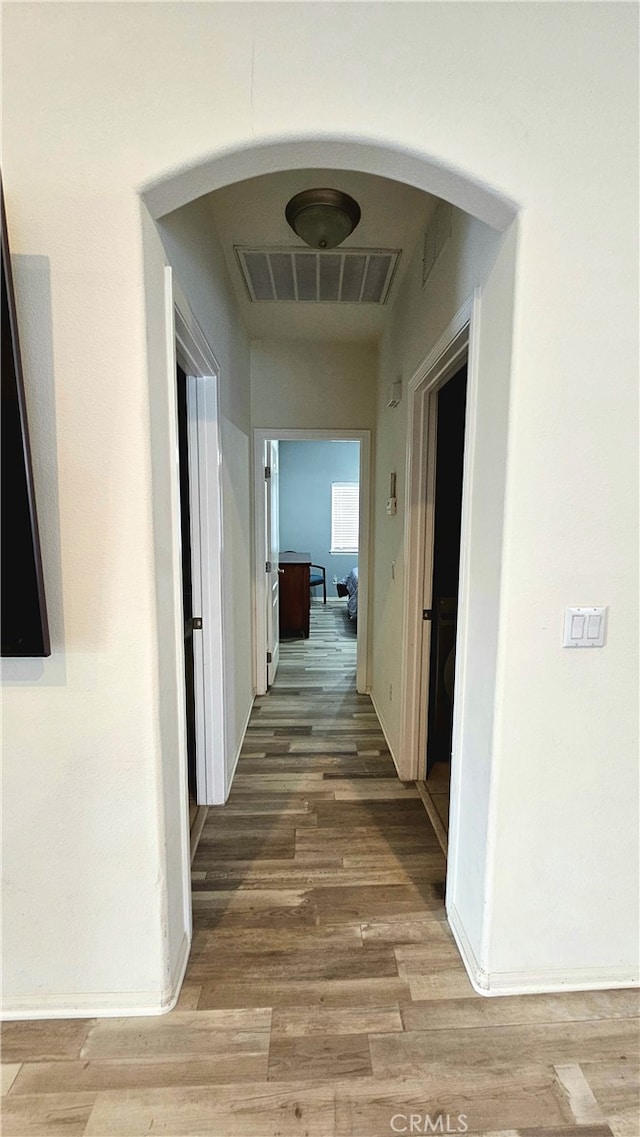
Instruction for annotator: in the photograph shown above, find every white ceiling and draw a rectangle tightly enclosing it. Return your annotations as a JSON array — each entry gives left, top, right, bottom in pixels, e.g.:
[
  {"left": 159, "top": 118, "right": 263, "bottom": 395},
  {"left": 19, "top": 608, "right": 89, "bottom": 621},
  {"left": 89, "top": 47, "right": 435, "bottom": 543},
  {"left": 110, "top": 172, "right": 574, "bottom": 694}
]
[{"left": 206, "top": 169, "right": 436, "bottom": 342}]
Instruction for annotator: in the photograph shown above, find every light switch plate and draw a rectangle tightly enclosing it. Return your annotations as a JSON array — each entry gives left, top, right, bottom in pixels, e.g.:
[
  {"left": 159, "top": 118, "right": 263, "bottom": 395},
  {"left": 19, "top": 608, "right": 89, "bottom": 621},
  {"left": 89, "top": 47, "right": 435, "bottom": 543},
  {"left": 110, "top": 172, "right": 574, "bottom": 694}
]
[{"left": 563, "top": 606, "right": 607, "bottom": 647}]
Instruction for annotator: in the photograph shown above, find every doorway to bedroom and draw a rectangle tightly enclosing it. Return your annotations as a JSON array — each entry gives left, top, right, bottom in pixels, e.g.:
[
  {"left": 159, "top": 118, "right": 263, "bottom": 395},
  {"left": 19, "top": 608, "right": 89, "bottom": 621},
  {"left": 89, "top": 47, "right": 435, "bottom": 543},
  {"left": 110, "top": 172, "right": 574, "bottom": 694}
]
[
  {"left": 280, "top": 436, "right": 360, "bottom": 629},
  {"left": 253, "top": 428, "right": 371, "bottom": 698}
]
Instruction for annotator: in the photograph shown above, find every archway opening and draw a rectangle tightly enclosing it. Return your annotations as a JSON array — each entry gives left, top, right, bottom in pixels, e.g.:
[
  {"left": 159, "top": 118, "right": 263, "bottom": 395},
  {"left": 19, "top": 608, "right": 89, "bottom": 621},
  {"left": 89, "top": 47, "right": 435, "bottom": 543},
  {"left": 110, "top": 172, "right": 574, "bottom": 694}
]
[{"left": 142, "top": 135, "right": 519, "bottom": 999}]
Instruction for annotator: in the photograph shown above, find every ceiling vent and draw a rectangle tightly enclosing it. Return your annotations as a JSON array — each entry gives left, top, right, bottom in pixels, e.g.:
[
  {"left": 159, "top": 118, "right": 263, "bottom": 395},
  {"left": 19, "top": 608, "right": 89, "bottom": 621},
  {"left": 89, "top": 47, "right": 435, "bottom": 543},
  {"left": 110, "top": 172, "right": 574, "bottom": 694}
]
[{"left": 235, "top": 247, "right": 401, "bottom": 304}]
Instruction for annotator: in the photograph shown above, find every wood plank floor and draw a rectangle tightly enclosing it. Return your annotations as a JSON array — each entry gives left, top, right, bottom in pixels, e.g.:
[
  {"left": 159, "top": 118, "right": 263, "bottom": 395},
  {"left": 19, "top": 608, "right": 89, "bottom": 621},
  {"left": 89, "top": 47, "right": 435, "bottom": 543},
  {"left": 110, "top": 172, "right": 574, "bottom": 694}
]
[{"left": 2, "top": 601, "right": 639, "bottom": 1135}]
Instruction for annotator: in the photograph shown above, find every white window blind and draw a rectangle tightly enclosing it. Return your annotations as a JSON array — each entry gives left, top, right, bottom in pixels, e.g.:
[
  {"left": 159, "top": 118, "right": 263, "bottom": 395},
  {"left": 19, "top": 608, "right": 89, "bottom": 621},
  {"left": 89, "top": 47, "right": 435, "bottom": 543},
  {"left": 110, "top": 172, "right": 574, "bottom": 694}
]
[{"left": 331, "top": 482, "right": 359, "bottom": 553}]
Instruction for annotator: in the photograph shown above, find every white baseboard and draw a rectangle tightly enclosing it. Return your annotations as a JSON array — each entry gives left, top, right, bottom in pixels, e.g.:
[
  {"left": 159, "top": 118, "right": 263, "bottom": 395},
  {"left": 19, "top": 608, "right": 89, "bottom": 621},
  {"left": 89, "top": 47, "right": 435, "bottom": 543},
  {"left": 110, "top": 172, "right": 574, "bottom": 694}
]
[
  {"left": 369, "top": 690, "right": 401, "bottom": 776},
  {"left": 447, "top": 900, "right": 490, "bottom": 993},
  {"left": 1, "top": 933, "right": 193, "bottom": 1022},
  {"left": 447, "top": 901, "right": 639, "bottom": 997},
  {"left": 161, "top": 929, "right": 192, "bottom": 1013},
  {"left": 225, "top": 695, "right": 254, "bottom": 798},
  {"left": 1, "top": 996, "right": 167, "bottom": 1021},
  {"left": 479, "top": 966, "right": 640, "bottom": 996}
]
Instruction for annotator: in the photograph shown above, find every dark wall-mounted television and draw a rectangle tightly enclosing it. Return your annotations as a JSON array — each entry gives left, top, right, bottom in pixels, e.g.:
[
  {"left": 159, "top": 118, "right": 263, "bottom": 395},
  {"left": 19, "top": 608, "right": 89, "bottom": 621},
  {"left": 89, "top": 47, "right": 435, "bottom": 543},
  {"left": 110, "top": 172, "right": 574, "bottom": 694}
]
[{"left": 1, "top": 176, "right": 51, "bottom": 657}]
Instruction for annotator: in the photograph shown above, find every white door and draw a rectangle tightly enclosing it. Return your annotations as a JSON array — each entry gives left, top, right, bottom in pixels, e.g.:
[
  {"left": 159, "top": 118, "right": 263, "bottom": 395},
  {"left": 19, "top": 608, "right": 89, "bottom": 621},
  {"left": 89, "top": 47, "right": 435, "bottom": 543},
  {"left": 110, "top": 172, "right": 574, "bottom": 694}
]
[
  {"left": 265, "top": 440, "right": 280, "bottom": 687},
  {"left": 185, "top": 371, "right": 227, "bottom": 804}
]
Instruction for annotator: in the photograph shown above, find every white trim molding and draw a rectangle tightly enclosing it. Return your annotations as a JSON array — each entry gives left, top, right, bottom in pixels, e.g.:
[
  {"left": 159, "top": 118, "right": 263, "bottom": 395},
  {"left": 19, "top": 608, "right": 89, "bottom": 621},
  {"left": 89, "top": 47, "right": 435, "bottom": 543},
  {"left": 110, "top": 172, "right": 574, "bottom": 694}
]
[
  {"left": 226, "top": 695, "right": 255, "bottom": 798},
  {"left": 447, "top": 900, "right": 488, "bottom": 993},
  {"left": 445, "top": 292, "right": 483, "bottom": 924},
  {"left": 370, "top": 689, "right": 401, "bottom": 776},
  {"left": 162, "top": 269, "right": 193, "bottom": 969},
  {"left": 252, "top": 428, "right": 371, "bottom": 696},
  {"left": 398, "top": 295, "right": 476, "bottom": 782}
]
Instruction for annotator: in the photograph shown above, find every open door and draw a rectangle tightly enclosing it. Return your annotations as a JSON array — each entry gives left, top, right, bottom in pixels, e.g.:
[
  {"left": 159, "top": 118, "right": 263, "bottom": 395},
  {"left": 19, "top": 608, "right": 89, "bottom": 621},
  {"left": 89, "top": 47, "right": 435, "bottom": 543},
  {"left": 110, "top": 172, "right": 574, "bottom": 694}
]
[
  {"left": 265, "top": 440, "right": 280, "bottom": 687},
  {"left": 171, "top": 267, "right": 227, "bottom": 806}
]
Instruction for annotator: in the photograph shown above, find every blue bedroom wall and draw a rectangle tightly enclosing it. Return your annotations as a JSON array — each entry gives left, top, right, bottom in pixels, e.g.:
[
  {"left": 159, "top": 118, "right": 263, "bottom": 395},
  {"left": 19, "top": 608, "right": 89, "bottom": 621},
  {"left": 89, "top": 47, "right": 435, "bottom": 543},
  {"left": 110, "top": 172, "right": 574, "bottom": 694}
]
[{"left": 279, "top": 441, "right": 360, "bottom": 596}]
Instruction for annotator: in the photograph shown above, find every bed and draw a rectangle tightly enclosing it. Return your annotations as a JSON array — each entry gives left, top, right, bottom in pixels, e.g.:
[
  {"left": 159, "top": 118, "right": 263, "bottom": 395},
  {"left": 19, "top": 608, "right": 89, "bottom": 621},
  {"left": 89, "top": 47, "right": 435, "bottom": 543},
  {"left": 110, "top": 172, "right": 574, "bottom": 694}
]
[{"left": 337, "top": 566, "right": 358, "bottom": 621}]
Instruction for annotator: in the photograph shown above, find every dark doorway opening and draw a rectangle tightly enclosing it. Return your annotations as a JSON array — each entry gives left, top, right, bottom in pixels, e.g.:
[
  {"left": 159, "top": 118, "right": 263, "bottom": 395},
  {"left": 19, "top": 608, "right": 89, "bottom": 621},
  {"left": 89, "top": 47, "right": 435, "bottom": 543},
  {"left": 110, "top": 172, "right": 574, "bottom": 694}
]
[{"left": 426, "top": 363, "right": 468, "bottom": 778}]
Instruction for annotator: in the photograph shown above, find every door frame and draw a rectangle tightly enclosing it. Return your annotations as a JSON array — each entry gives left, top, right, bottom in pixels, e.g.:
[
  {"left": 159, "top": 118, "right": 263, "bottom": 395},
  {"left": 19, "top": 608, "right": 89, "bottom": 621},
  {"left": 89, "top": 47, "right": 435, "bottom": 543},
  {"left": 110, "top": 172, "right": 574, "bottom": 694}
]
[
  {"left": 253, "top": 427, "right": 371, "bottom": 695},
  {"left": 168, "top": 269, "right": 227, "bottom": 805},
  {"left": 399, "top": 293, "right": 480, "bottom": 784},
  {"left": 265, "top": 439, "right": 281, "bottom": 688}
]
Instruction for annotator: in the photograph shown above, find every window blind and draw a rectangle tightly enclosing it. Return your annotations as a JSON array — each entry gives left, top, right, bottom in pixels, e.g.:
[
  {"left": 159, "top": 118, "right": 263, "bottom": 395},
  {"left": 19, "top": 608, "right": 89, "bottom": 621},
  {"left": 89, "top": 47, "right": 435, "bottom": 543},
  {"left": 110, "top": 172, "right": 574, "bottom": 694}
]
[{"left": 331, "top": 483, "right": 359, "bottom": 553}]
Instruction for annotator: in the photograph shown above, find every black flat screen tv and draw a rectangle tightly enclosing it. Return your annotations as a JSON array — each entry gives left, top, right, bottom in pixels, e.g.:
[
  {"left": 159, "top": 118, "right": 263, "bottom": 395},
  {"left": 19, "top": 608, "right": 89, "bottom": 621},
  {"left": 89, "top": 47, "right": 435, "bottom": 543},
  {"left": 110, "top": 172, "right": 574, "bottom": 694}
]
[{"left": 1, "top": 176, "right": 51, "bottom": 656}]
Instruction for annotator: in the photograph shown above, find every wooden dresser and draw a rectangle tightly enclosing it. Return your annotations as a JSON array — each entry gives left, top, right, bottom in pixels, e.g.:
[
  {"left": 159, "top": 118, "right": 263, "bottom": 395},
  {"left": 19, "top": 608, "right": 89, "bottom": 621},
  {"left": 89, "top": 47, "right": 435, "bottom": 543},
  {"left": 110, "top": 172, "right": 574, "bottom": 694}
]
[{"left": 278, "top": 552, "right": 311, "bottom": 638}]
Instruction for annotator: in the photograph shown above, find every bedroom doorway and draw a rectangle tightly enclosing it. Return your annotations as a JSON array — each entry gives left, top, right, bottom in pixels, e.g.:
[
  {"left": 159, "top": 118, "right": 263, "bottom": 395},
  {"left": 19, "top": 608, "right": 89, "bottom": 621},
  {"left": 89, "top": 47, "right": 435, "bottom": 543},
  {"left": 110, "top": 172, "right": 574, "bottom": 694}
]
[
  {"left": 399, "top": 301, "right": 473, "bottom": 777},
  {"left": 253, "top": 428, "right": 371, "bottom": 696},
  {"left": 399, "top": 299, "right": 475, "bottom": 855},
  {"left": 418, "top": 360, "right": 468, "bottom": 853},
  {"left": 279, "top": 438, "right": 361, "bottom": 640}
]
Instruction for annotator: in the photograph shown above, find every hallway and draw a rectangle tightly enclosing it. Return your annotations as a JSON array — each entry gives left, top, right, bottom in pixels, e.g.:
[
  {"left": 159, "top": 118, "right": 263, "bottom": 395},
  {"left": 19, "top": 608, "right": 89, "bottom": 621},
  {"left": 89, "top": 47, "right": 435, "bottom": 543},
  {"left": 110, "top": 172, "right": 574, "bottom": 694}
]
[
  {"left": 187, "top": 598, "right": 452, "bottom": 1018},
  {"left": 1, "top": 602, "right": 638, "bottom": 1134}
]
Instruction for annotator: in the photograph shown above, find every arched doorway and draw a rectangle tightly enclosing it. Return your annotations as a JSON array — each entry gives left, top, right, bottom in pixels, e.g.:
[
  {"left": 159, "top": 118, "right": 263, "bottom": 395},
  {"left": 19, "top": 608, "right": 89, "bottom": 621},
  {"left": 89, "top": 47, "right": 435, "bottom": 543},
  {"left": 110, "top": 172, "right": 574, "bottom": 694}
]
[{"left": 142, "top": 135, "right": 519, "bottom": 1001}]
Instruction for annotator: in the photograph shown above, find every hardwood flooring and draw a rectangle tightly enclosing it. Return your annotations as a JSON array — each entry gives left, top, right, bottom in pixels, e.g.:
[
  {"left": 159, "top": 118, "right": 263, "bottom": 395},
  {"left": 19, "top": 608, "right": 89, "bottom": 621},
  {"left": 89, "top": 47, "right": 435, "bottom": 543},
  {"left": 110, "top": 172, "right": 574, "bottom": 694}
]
[{"left": 2, "top": 601, "right": 638, "bottom": 1134}]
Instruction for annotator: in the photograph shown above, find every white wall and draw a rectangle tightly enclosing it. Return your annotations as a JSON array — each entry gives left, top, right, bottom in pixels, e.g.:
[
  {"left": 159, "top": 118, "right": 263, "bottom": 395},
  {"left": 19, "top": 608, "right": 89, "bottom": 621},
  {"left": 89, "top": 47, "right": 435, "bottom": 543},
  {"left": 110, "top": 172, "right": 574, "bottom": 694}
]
[
  {"left": 1, "top": 1, "right": 637, "bottom": 1013},
  {"left": 251, "top": 341, "right": 378, "bottom": 431},
  {"left": 1, "top": 189, "right": 170, "bottom": 1015}
]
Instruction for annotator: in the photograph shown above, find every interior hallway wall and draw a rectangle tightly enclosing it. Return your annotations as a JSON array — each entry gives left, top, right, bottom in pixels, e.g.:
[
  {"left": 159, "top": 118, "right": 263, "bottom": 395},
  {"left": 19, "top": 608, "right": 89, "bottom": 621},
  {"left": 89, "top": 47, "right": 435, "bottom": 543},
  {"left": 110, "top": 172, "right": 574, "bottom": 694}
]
[
  {"left": 251, "top": 340, "right": 378, "bottom": 432},
  {"left": 0, "top": 189, "right": 170, "bottom": 1015}
]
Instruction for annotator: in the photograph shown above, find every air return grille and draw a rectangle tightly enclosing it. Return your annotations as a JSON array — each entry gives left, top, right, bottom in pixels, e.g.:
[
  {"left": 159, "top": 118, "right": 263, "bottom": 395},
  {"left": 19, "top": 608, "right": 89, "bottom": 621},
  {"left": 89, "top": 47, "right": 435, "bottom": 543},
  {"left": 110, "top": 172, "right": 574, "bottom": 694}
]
[{"left": 235, "top": 247, "right": 401, "bottom": 304}]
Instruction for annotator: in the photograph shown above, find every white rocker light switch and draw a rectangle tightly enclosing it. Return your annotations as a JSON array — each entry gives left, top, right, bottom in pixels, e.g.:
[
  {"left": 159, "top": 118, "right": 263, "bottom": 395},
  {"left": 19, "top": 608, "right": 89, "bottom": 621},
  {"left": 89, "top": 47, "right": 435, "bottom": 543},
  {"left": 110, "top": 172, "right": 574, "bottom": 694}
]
[{"left": 563, "top": 606, "right": 607, "bottom": 647}]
